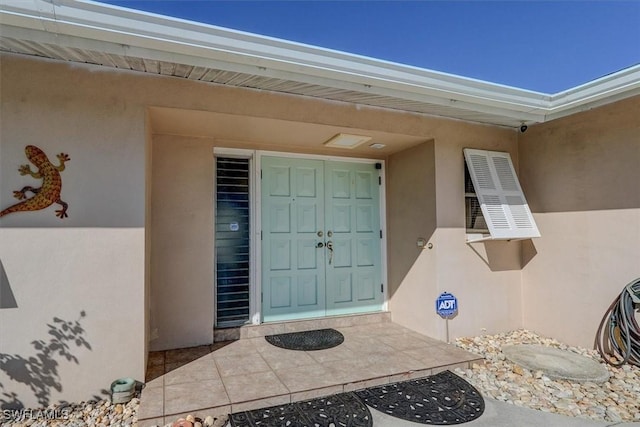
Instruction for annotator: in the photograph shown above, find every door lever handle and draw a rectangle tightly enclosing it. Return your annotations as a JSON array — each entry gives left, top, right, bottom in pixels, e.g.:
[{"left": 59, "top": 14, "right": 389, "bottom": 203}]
[{"left": 326, "top": 241, "right": 334, "bottom": 264}]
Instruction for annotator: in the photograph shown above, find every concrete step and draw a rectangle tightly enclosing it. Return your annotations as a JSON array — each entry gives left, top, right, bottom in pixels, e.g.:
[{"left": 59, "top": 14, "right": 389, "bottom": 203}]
[{"left": 214, "top": 311, "right": 391, "bottom": 342}]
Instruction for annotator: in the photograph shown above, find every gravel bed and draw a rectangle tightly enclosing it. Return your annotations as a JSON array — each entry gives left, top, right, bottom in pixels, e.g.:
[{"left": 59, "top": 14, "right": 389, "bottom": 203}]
[
  {"left": 1, "top": 398, "right": 140, "bottom": 427},
  {"left": 454, "top": 329, "right": 640, "bottom": 423}
]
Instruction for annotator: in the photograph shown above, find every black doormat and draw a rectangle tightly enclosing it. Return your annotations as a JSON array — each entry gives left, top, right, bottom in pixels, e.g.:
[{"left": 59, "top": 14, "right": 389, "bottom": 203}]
[
  {"left": 355, "top": 370, "right": 485, "bottom": 425},
  {"left": 265, "top": 328, "right": 344, "bottom": 351},
  {"left": 229, "top": 392, "right": 372, "bottom": 427}
]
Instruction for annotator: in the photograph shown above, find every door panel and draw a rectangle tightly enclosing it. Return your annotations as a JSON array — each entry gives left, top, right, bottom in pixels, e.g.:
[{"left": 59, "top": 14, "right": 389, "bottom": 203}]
[
  {"left": 262, "top": 157, "right": 382, "bottom": 322},
  {"left": 325, "top": 161, "right": 383, "bottom": 316},
  {"left": 262, "top": 157, "right": 325, "bottom": 321}
]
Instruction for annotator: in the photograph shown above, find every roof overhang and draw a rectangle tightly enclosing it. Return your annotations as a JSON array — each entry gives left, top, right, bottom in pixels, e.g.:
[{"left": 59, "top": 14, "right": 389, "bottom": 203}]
[{"left": 1, "top": 0, "right": 639, "bottom": 128}]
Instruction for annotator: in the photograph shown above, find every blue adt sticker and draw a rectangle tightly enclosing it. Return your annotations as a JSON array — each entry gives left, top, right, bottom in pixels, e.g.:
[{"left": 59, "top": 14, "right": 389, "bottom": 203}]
[{"left": 436, "top": 292, "right": 458, "bottom": 318}]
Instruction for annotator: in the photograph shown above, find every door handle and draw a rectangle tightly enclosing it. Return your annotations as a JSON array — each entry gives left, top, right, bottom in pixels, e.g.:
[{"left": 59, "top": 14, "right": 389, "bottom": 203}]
[
  {"left": 316, "top": 242, "right": 324, "bottom": 248},
  {"left": 326, "top": 241, "right": 334, "bottom": 264}
]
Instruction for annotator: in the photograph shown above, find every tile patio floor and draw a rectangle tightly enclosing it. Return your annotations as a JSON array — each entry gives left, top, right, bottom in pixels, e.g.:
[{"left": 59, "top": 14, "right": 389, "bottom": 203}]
[{"left": 137, "top": 321, "right": 483, "bottom": 426}]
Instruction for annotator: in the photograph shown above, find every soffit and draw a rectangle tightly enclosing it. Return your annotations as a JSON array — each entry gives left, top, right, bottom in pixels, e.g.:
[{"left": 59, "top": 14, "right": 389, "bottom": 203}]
[
  {"left": 1, "top": 0, "right": 639, "bottom": 129},
  {"left": 0, "top": 35, "right": 531, "bottom": 128}
]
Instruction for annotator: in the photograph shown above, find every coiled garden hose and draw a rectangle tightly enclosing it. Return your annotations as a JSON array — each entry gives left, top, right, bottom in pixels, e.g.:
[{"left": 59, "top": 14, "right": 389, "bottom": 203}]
[{"left": 595, "top": 278, "right": 640, "bottom": 367}]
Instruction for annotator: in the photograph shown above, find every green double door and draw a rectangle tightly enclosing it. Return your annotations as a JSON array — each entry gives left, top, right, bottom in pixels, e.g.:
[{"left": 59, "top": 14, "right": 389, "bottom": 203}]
[{"left": 261, "top": 156, "right": 383, "bottom": 322}]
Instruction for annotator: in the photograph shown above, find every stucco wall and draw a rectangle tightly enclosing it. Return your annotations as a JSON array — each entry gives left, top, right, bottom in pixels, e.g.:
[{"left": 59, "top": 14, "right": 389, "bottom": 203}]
[
  {"left": 386, "top": 123, "right": 526, "bottom": 341},
  {"left": 150, "top": 135, "right": 216, "bottom": 351},
  {"left": 432, "top": 127, "right": 525, "bottom": 340},
  {"left": 519, "top": 95, "right": 640, "bottom": 348},
  {"left": 387, "top": 141, "right": 438, "bottom": 336},
  {"left": 0, "top": 55, "right": 146, "bottom": 407}
]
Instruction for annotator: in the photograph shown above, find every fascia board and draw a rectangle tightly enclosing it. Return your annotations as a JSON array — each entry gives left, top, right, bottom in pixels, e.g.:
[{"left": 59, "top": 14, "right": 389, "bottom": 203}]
[
  {"left": 544, "top": 65, "right": 640, "bottom": 121},
  {"left": 0, "top": 0, "right": 550, "bottom": 119}
]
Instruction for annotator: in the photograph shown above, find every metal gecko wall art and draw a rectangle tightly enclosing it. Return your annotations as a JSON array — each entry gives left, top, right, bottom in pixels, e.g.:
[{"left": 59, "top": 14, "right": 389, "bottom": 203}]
[{"left": 0, "top": 145, "right": 70, "bottom": 219}]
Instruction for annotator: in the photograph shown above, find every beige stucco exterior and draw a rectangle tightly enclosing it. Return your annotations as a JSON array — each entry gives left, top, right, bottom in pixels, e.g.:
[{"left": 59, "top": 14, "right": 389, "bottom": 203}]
[
  {"left": 519, "top": 95, "right": 640, "bottom": 347},
  {"left": 1, "top": 52, "right": 638, "bottom": 407}
]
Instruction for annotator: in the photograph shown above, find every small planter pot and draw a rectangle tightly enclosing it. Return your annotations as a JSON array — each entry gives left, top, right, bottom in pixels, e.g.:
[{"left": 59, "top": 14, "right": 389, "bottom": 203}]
[{"left": 110, "top": 377, "right": 135, "bottom": 404}]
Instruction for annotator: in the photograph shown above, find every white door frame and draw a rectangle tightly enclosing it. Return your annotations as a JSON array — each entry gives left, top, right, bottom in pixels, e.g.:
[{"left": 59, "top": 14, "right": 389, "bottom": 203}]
[{"left": 213, "top": 148, "right": 388, "bottom": 326}]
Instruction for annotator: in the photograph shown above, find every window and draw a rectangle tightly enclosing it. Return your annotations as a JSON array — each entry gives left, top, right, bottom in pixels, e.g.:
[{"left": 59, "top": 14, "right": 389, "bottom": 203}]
[
  {"left": 464, "top": 148, "right": 540, "bottom": 240},
  {"left": 215, "top": 157, "right": 251, "bottom": 327},
  {"left": 465, "top": 162, "right": 489, "bottom": 233}
]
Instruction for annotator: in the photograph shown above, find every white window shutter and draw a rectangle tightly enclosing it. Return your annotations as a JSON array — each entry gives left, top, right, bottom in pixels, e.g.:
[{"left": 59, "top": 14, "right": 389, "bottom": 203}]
[{"left": 464, "top": 148, "right": 540, "bottom": 239}]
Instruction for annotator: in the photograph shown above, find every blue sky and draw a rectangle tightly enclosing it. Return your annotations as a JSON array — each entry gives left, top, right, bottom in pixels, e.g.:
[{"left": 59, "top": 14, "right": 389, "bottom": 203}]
[{"left": 99, "top": 1, "right": 640, "bottom": 93}]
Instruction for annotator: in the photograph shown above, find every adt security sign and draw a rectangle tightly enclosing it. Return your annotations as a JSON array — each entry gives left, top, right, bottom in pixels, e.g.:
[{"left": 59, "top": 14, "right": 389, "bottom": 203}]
[{"left": 436, "top": 292, "right": 458, "bottom": 318}]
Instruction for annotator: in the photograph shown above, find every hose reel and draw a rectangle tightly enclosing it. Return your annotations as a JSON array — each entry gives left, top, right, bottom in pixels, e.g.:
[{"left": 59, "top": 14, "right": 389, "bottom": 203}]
[{"left": 595, "top": 278, "right": 640, "bottom": 367}]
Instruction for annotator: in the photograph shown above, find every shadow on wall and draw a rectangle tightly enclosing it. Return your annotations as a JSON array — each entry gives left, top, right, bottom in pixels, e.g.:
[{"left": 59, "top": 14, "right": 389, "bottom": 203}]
[
  {"left": 466, "top": 239, "right": 538, "bottom": 272},
  {"left": 386, "top": 140, "right": 437, "bottom": 299},
  {"left": 0, "top": 311, "right": 92, "bottom": 410},
  {"left": 0, "top": 260, "right": 17, "bottom": 309}
]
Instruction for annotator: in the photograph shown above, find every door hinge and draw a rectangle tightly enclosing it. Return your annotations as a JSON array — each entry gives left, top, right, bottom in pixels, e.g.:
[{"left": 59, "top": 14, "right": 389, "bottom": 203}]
[
  {"left": 261, "top": 170, "right": 263, "bottom": 179},
  {"left": 378, "top": 176, "right": 382, "bottom": 185},
  {"left": 261, "top": 292, "right": 263, "bottom": 302},
  {"left": 380, "top": 230, "right": 383, "bottom": 239},
  {"left": 381, "top": 283, "right": 384, "bottom": 293},
  {"left": 261, "top": 230, "right": 263, "bottom": 240}
]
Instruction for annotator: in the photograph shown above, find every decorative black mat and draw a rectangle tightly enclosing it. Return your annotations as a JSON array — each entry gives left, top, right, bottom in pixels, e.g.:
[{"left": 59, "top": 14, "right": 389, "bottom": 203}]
[
  {"left": 229, "top": 392, "right": 372, "bottom": 427},
  {"left": 355, "top": 370, "right": 484, "bottom": 425},
  {"left": 265, "top": 328, "right": 344, "bottom": 351}
]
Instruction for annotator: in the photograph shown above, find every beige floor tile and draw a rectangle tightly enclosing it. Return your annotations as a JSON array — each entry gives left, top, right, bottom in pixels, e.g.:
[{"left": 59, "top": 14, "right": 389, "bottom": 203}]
[
  {"left": 145, "top": 365, "right": 165, "bottom": 383},
  {"left": 210, "top": 341, "right": 235, "bottom": 352},
  {"left": 377, "top": 334, "right": 433, "bottom": 351},
  {"left": 432, "top": 362, "right": 471, "bottom": 374},
  {"left": 231, "top": 394, "right": 291, "bottom": 413},
  {"left": 244, "top": 323, "right": 286, "bottom": 338},
  {"left": 343, "top": 376, "right": 389, "bottom": 392},
  {"left": 211, "top": 339, "right": 259, "bottom": 357},
  {"left": 404, "top": 354, "right": 443, "bottom": 369},
  {"left": 361, "top": 352, "right": 425, "bottom": 376},
  {"left": 341, "top": 336, "right": 396, "bottom": 354},
  {"left": 306, "top": 345, "right": 358, "bottom": 363},
  {"left": 144, "top": 374, "right": 164, "bottom": 389},
  {"left": 164, "top": 355, "right": 221, "bottom": 386},
  {"left": 148, "top": 351, "right": 166, "bottom": 367},
  {"left": 150, "top": 320, "right": 473, "bottom": 421},
  {"left": 439, "top": 344, "right": 482, "bottom": 361},
  {"left": 388, "top": 368, "right": 433, "bottom": 383},
  {"left": 259, "top": 347, "right": 318, "bottom": 370},
  {"left": 252, "top": 336, "right": 278, "bottom": 353},
  {"left": 137, "top": 386, "right": 164, "bottom": 420},
  {"left": 164, "top": 379, "right": 230, "bottom": 416},
  {"left": 332, "top": 316, "right": 359, "bottom": 328},
  {"left": 222, "top": 371, "right": 289, "bottom": 403},
  {"left": 402, "top": 346, "right": 458, "bottom": 364},
  {"left": 283, "top": 318, "right": 333, "bottom": 333},
  {"left": 165, "top": 345, "right": 212, "bottom": 365},
  {"left": 337, "top": 325, "right": 379, "bottom": 338},
  {"left": 290, "top": 384, "right": 344, "bottom": 403},
  {"left": 274, "top": 363, "right": 341, "bottom": 393},
  {"left": 215, "top": 352, "right": 271, "bottom": 377},
  {"left": 323, "top": 358, "right": 380, "bottom": 384}
]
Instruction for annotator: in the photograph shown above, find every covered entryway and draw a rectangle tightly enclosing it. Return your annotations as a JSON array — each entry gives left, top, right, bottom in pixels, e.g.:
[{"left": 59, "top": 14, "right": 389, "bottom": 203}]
[{"left": 261, "top": 156, "right": 384, "bottom": 322}]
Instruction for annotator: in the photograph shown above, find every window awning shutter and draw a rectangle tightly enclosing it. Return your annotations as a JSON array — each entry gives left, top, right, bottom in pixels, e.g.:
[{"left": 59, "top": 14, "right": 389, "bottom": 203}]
[{"left": 463, "top": 148, "right": 540, "bottom": 240}]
